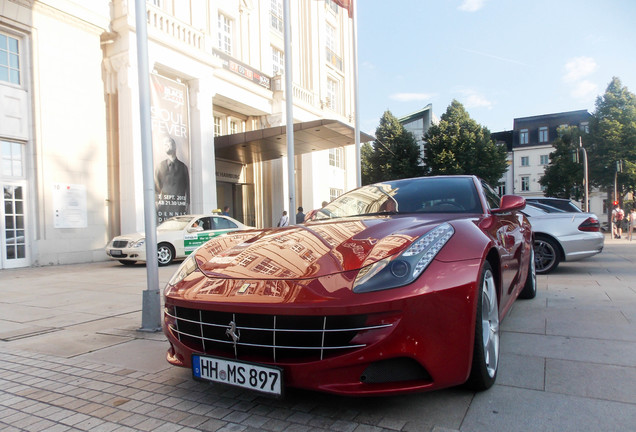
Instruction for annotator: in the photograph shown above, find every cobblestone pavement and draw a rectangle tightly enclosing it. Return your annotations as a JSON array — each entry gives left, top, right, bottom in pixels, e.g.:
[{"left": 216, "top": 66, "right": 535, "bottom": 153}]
[{"left": 1, "top": 234, "right": 635, "bottom": 431}]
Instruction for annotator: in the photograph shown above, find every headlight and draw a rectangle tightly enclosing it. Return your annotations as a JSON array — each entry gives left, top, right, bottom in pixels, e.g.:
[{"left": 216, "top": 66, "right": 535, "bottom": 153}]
[
  {"left": 167, "top": 254, "right": 199, "bottom": 288},
  {"left": 353, "top": 222, "right": 454, "bottom": 293},
  {"left": 131, "top": 239, "right": 145, "bottom": 248}
]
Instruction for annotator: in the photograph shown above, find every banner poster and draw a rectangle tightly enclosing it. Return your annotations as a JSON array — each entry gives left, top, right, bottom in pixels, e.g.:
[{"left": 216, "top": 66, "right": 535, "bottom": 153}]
[{"left": 150, "top": 74, "right": 191, "bottom": 223}]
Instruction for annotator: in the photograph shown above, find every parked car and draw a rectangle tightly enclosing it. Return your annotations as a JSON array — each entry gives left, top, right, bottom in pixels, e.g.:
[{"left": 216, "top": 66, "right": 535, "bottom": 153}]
[
  {"left": 162, "top": 176, "right": 535, "bottom": 397},
  {"left": 525, "top": 197, "right": 582, "bottom": 213},
  {"left": 522, "top": 204, "right": 604, "bottom": 274},
  {"left": 106, "top": 213, "right": 250, "bottom": 266}
]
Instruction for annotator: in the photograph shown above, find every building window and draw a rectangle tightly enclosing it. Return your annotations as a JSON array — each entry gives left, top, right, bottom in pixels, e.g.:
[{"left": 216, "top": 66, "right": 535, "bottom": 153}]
[
  {"left": 580, "top": 122, "right": 589, "bottom": 133},
  {"left": 521, "top": 156, "right": 529, "bottom": 167},
  {"left": 229, "top": 120, "right": 238, "bottom": 134},
  {"left": 0, "top": 33, "right": 20, "bottom": 85},
  {"left": 520, "top": 129, "right": 529, "bottom": 145},
  {"left": 218, "top": 14, "right": 233, "bottom": 55},
  {"left": 329, "top": 148, "right": 343, "bottom": 168},
  {"left": 540, "top": 154, "right": 549, "bottom": 165},
  {"left": 326, "top": 77, "right": 339, "bottom": 111},
  {"left": 1, "top": 140, "right": 24, "bottom": 177},
  {"left": 272, "top": 46, "right": 284, "bottom": 74},
  {"left": 521, "top": 176, "right": 530, "bottom": 192},
  {"left": 270, "top": 0, "right": 283, "bottom": 33},
  {"left": 214, "top": 116, "right": 222, "bottom": 137},
  {"left": 497, "top": 184, "right": 506, "bottom": 197},
  {"left": 330, "top": 188, "right": 343, "bottom": 201},
  {"left": 539, "top": 127, "right": 548, "bottom": 143},
  {"left": 148, "top": 0, "right": 162, "bottom": 7}
]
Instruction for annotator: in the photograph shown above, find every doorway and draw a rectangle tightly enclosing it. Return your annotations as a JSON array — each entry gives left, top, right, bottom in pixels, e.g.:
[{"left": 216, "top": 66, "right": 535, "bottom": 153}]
[
  {"left": 216, "top": 181, "right": 255, "bottom": 227},
  {"left": 1, "top": 183, "right": 28, "bottom": 268}
]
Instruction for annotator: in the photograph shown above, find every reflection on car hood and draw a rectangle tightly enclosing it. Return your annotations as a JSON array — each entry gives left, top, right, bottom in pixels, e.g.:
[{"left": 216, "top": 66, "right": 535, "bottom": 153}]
[
  {"left": 193, "top": 215, "right": 452, "bottom": 280},
  {"left": 112, "top": 232, "right": 145, "bottom": 242}
]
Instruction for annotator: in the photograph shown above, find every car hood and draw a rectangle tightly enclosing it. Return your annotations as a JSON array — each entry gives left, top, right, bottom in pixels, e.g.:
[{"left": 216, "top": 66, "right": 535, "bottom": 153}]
[
  {"left": 192, "top": 215, "right": 458, "bottom": 280},
  {"left": 112, "top": 232, "right": 145, "bottom": 242}
]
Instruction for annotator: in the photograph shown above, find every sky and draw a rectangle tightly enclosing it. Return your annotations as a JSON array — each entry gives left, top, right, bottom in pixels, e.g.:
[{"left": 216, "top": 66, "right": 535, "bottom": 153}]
[{"left": 356, "top": 0, "right": 636, "bottom": 135}]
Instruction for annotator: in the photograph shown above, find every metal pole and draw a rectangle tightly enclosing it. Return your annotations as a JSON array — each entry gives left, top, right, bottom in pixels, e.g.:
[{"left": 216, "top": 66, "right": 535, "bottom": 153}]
[
  {"left": 135, "top": 0, "right": 161, "bottom": 332},
  {"left": 352, "top": 0, "right": 361, "bottom": 188},
  {"left": 579, "top": 137, "right": 588, "bottom": 212},
  {"left": 283, "top": 0, "right": 296, "bottom": 223}
]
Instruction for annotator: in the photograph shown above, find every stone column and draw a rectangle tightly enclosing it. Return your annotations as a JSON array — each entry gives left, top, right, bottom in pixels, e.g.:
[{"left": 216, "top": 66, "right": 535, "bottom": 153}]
[{"left": 188, "top": 78, "right": 217, "bottom": 214}]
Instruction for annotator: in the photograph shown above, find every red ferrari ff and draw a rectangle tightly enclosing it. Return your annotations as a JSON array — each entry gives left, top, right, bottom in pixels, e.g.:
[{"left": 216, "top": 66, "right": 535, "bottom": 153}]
[{"left": 163, "top": 176, "right": 535, "bottom": 397}]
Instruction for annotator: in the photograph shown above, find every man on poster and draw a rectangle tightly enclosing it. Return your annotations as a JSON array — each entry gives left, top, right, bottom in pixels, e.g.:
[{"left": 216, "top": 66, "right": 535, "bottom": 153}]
[{"left": 155, "top": 135, "right": 190, "bottom": 221}]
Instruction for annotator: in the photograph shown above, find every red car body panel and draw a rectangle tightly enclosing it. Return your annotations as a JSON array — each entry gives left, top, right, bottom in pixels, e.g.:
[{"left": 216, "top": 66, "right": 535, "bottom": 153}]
[{"left": 163, "top": 176, "right": 533, "bottom": 396}]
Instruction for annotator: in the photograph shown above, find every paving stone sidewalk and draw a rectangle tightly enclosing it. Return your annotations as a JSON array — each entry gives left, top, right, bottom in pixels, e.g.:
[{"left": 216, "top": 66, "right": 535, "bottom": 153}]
[{"left": 1, "top": 234, "right": 635, "bottom": 431}]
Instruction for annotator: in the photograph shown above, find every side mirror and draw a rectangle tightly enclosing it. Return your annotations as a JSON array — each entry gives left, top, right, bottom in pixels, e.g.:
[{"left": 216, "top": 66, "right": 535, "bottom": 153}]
[{"left": 492, "top": 195, "right": 526, "bottom": 214}]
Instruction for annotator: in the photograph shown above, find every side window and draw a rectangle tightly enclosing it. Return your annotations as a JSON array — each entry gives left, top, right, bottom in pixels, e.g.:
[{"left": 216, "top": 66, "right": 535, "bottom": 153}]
[
  {"left": 481, "top": 181, "right": 501, "bottom": 210},
  {"left": 213, "top": 217, "right": 238, "bottom": 230},
  {"left": 198, "top": 217, "right": 213, "bottom": 231}
]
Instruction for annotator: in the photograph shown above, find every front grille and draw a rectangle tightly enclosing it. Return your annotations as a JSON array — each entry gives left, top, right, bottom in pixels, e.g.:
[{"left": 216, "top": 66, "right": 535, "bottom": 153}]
[
  {"left": 112, "top": 240, "right": 129, "bottom": 248},
  {"left": 167, "top": 306, "right": 391, "bottom": 362}
]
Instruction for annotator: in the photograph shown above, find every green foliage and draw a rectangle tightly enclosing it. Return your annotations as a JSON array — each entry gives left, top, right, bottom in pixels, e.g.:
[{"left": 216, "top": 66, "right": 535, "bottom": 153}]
[
  {"left": 539, "top": 127, "right": 585, "bottom": 199},
  {"left": 423, "top": 100, "right": 508, "bottom": 185},
  {"left": 588, "top": 77, "right": 636, "bottom": 197},
  {"left": 361, "top": 110, "right": 423, "bottom": 185}
]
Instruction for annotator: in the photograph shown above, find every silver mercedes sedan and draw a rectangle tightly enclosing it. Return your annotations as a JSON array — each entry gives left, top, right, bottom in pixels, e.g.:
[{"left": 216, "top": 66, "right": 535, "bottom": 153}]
[{"left": 522, "top": 204, "right": 604, "bottom": 274}]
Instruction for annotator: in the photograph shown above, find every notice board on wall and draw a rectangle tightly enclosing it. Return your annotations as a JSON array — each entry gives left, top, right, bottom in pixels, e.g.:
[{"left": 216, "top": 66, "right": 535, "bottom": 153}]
[{"left": 53, "top": 183, "right": 87, "bottom": 228}]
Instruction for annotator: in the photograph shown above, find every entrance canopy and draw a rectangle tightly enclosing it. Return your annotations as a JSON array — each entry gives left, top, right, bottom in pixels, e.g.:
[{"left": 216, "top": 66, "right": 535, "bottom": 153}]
[{"left": 214, "top": 119, "right": 375, "bottom": 164}]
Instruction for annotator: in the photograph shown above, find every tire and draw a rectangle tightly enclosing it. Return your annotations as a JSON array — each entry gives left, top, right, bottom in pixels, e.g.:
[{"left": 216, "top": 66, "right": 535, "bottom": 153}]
[
  {"left": 157, "top": 243, "right": 175, "bottom": 266},
  {"left": 519, "top": 247, "right": 537, "bottom": 299},
  {"left": 533, "top": 236, "right": 560, "bottom": 274},
  {"left": 466, "top": 261, "right": 499, "bottom": 391},
  {"left": 118, "top": 260, "right": 137, "bottom": 266}
]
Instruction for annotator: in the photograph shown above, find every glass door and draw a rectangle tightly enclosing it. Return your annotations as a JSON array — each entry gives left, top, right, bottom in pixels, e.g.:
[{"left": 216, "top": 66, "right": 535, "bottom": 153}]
[{"left": 2, "top": 183, "right": 28, "bottom": 268}]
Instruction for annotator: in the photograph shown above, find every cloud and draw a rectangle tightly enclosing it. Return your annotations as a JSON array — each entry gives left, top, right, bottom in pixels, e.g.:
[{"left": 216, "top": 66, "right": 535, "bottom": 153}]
[
  {"left": 563, "top": 57, "right": 597, "bottom": 83},
  {"left": 457, "top": 89, "right": 493, "bottom": 109},
  {"left": 562, "top": 57, "right": 599, "bottom": 100},
  {"left": 458, "top": 0, "right": 486, "bottom": 12},
  {"left": 390, "top": 92, "right": 434, "bottom": 102},
  {"left": 571, "top": 80, "right": 599, "bottom": 100}
]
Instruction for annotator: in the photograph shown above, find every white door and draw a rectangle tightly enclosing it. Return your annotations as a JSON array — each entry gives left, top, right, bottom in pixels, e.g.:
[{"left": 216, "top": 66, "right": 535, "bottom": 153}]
[{"left": 1, "top": 183, "right": 29, "bottom": 268}]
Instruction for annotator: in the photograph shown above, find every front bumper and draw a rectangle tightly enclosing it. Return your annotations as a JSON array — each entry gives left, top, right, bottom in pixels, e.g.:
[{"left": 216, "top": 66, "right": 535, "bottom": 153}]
[
  {"left": 105, "top": 246, "right": 147, "bottom": 262},
  {"left": 163, "top": 258, "right": 482, "bottom": 396}
]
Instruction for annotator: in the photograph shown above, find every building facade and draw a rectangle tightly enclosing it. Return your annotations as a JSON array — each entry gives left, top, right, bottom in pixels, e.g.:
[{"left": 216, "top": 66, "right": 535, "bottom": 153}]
[
  {"left": 510, "top": 110, "right": 605, "bottom": 216},
  {"left": 0, "top": 0, "right": 363, "bottom": 269}
]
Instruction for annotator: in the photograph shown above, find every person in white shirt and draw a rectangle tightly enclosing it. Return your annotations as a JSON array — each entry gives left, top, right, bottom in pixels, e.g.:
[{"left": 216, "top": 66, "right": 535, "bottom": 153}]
[{"left": 277, "top": 210, "right": 289, "bottom": 227}]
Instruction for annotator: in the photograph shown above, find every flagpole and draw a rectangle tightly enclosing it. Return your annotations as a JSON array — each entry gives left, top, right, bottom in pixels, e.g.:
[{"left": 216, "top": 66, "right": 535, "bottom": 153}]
[
  {"left": 283, "top": 0, "right": 296, "bottom": 223},
  {"left": 352, "top": 0, "right": 361, "bottom": 187}
]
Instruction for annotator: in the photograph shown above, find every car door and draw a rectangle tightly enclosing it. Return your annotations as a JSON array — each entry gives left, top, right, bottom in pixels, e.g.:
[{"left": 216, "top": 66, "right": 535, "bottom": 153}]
[
  {"left": 481, "top": 182, "right": 526, "bottom": 309},
  {"left": 183, "top": 216, "right": 214, "bottom": 256}
]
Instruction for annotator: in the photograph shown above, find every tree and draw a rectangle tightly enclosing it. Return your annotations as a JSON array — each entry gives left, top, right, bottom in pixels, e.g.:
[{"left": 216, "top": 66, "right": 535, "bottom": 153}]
[
  {"left": 423, "top": 100, "right": 508, "bottom": 185},
  {"left": 539, "top": 126, "right": 585, "bottom": 199},
  {"left": 361, "top": 110, "right": 422, "bottom": 185},
  {"left": 588, "top": 77, "right": 636, "bottom": 202}
]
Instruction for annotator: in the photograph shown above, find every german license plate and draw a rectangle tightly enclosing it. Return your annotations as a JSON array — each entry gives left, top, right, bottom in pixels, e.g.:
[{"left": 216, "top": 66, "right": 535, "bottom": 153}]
[
  {"left": 110, "top": 250, "right": 123, "bottom": 257},
  {"left": 192, "top": 355, "right": 283, "bottom": 396}
]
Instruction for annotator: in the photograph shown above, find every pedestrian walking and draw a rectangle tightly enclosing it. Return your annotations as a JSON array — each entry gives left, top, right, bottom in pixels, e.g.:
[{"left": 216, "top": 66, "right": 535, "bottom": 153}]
[
  {"left": 629, "top": 208, "right": 636, "bottom": 241},
  {"left": 612, "top": 203, "right": 625, "bottom": 239},
  {"left": 277, "top": 210, "right": 289, "bottom": 227},
  {"left": 296, "top": 206, "right": 305, "bottom": 224}
]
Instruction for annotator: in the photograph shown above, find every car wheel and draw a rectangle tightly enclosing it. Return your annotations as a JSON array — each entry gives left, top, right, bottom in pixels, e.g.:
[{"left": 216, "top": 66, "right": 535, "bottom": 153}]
[
  {"left": 157, "top": 243, "right": 175, "bottom": 266},
  {"left": 519, "top": 247, "right": 537, "bottom": 299},
  {"left": 466, "top": 261, "right": 499, "bottom": 391},
  {"left": 118, "top": 260, "right": 137, "bottom": 266},
  {"left": 533, "top": 236, "right": 560, "bottom": 274}
]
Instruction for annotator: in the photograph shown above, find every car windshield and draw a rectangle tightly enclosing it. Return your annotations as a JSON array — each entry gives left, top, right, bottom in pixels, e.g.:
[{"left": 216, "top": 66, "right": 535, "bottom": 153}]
[
  {"left": 158, "top": 216, "right": 193, "bottom": 231},
  {"left": 314, "top": 177, "right": 482, "bottom": 220}
]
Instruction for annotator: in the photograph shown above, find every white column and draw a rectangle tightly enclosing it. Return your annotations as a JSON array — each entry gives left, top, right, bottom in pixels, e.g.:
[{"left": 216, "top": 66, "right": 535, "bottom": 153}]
[
  {"left": 109, "top": 48, "right": 146, "bottom": 234},
  {"left": 189, "top": 78, "right": 217, "bottom": 213}
]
